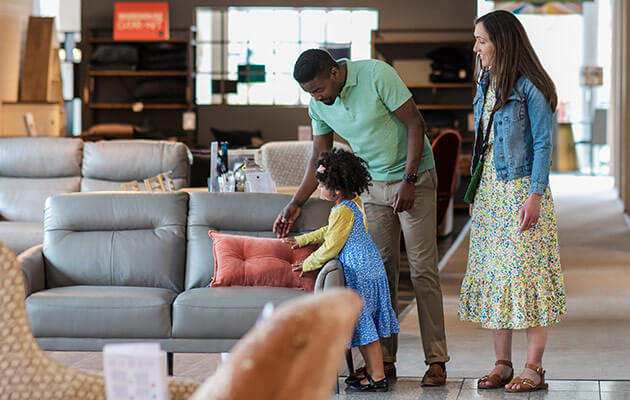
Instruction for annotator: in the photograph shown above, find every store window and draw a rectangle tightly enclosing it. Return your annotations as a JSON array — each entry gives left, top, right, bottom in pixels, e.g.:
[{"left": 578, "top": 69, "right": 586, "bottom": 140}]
[{"left": 195, "top": 7, "right": 378, "bottom": 106}]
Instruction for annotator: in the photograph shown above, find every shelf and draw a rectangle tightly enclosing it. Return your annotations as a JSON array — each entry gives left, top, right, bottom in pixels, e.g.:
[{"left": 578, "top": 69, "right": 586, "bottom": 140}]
[
  {"left": 89, "top": 38, "right": 188, "bottom": 44},
  {"left": 417, "top": 105, "right": 473, "bottom": 111},
  {"left": 89, "top": 103, "right": 189, "bottom": 110},
  {"left": 407, "top": 83, "right": 474, "bottom": 89},
  {"left": 89, "top": 70, "right": 188, "bottom": 77},
  {"left": 373, "top": 39, "right": 472, "bottom": 44}
]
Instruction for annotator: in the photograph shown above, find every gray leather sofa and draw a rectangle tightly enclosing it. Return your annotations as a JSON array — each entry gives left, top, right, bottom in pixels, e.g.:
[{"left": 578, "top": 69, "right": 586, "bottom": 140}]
[
  {"left": 18, "top": 191, "right": 342, "bottom": 356},
  {"left": 0, "top": 137, "right": 191, "bottom": 253}
]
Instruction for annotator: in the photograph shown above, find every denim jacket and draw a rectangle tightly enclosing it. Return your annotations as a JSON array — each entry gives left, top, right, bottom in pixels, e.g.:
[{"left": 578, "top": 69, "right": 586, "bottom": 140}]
[{"left": 472, "top": 72, "right": 553, "bottom": 195}]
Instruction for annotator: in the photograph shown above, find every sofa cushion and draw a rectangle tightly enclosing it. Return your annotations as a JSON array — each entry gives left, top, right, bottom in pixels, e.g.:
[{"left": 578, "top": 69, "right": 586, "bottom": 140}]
[
  {"left": 171, "top": 287, "right": 308, "bottom": 338},
  {"left": 26, "top": 286, "right": 177, "bottom": 338},
  {"left": 209, "top": 231, "right": 318, "bottom": 291},
  {"left": 43, "top": 192, "right": 188, "bottom": 292},
  {"left": 81, "top": 140, "right": 190, "bottom": 190},
  {"left": 0, "top": 221, "right": 43, "bottom": 254},
  {"left": 185, "top": 192, "right": 332, "bottom": 290},
  {"left": 0, "top": 137, "right": 83, "bottom": 178},
  {"left": 0, "top": 177, "right": 81, "bottom": 221}
]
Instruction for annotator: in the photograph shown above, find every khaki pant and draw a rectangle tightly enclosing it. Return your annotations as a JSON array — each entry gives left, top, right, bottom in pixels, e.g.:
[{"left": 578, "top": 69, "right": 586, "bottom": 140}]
[{"left": 360, "top": 168, "right": 449, "bottom": 365}]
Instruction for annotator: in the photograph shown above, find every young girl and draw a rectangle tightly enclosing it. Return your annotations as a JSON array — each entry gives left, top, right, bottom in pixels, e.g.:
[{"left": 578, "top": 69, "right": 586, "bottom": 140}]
[{"left": 282, "top": 149, "right": 399, "bottom": 393}]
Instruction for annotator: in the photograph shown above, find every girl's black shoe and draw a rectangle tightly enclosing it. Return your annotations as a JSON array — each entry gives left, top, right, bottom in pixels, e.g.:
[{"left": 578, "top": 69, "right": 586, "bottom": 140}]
[
  {"left": 346, "top": 374, "right": 389, "bottom": 392},
  {"left": 344, "top": 372, "right": 365, "bottom": 386},
  {"left": 345, "top": 362, "right": 396, "bottom": 385}
]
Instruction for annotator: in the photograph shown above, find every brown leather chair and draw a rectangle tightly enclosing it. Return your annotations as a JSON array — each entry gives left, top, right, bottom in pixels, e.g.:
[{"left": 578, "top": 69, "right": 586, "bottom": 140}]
[{"left": 431, "top": 129, "right": 462, "bottom": 229}]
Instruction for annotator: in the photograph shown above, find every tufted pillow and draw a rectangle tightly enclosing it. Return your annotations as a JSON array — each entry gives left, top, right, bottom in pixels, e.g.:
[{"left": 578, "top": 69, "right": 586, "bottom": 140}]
[{"left": 209, "top": 231, "right": 319, "bottom": 291}]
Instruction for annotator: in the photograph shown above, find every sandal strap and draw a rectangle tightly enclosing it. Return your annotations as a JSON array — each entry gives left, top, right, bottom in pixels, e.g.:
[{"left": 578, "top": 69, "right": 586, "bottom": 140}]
[
  {"left": 524, "top": 363, "right": 545, "bottom": 376},
  {"left": 519, "top": 377, "right": 537, "bottom": 389},
  {"left": 495, "top": 360, "right": 513, "bottom": 368},
  {"left": 366, "top": 374, "right": 375, "bottom": 386},
  {"left": 508, "top": 376, "right": 523, "bottom": 385},
  {"left": 478, "top": 374, "right": 501, "bottom": 385}
]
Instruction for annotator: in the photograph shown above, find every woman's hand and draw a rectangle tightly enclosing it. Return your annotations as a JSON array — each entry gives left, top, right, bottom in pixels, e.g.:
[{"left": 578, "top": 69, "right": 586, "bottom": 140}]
[
  {"left": 282, "top": 237, "right": 299, "bottom": 249},
  {"left": 469, "top": 203, "right": 474, "bottom": 217},
  {"left": 519, "top": 193, "right": 542, "bottom": 233}
]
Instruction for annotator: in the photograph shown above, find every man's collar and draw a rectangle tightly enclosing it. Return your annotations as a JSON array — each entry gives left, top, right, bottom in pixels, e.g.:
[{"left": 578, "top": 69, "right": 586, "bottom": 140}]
[{"left": 337, "top": 58, "right": 356, "bottom": 96}]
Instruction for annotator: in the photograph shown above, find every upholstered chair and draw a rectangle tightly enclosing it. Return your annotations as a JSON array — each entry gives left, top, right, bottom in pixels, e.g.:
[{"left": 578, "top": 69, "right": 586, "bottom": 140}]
[
  {"left": 0, "top": 241, "right": 199, "bottom": 399},
  {"left": 190, "top": 288, "right": 362, "bottom": 400},
  {"left": 260, "top": 140, "right": 352, "bottom": 187},
  {"left": 431, "top": 129, "right": 462, "bottom": 234}
]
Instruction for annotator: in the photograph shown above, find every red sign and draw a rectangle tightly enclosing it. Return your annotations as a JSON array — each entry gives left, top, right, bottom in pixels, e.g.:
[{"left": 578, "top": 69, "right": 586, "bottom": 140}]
[{"left": 114, "top": 2, "right": 170, "bottom": 40}]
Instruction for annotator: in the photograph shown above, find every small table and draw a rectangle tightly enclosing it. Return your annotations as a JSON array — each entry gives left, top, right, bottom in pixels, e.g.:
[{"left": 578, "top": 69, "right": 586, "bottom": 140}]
[{"left": 179, "top": 186, "right": 321, "bottom": 198}]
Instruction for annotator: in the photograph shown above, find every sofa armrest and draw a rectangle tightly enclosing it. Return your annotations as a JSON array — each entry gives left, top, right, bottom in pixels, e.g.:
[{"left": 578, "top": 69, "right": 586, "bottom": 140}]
[
  {"left": 18, "top": 244, "right": 45, "bottom": 297},
  {"left": 314, "top": 258, "right": 344, "bottom": 293}
]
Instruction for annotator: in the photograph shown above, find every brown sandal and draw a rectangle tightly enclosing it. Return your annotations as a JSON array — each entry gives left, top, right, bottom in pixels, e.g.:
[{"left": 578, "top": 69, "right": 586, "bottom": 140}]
[
  {"left": 477, "top": 360, "right": 513, "bottom": 389},
  {"left": 505, "top": 363, "right": 549, "bottom": 392}
]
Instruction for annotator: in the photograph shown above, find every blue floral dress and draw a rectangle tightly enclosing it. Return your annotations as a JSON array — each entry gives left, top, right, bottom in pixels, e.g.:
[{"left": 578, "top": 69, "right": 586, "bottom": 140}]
[
  {"left": 458, "top": 86, "right": 567, "bottom": 330},
  {"left": 336, "top": 199, "right": 400, "bottom": 347}
]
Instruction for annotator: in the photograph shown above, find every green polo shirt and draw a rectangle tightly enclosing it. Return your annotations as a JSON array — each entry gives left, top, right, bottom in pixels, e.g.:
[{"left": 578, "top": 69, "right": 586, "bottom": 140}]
[{"left": 309, "top": 58, "right": 434, "bottom": 181}]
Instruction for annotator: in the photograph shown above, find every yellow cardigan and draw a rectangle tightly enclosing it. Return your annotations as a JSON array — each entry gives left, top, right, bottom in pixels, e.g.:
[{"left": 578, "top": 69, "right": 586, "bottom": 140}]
[{"left": 295, "top": 196, "right": 367, "bottom": 272}]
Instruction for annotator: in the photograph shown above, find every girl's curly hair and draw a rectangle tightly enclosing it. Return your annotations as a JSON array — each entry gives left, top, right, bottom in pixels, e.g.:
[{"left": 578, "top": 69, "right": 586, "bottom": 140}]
[{"left": 315, "top": 148, "right": 372, "bottom": 197}]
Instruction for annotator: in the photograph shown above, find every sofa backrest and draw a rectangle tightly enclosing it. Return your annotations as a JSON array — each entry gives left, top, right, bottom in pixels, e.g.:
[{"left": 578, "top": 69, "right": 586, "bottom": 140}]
[
  {"left": 185, "top": 192, "right": 332, "bottom": 290},
  {"left": 0, "top": 138, "right": 82, "bottom": 222},
  {"left": 43, "top": 192, "right": 188, "bottom": 292},
  {"left": 81, "top": 140, "right": 191, "bottom": 191}
]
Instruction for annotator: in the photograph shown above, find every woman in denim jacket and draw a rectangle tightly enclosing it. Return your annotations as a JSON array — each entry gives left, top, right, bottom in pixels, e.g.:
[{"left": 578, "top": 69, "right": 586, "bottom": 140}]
[{"left": 458, "top": 10, "right": 566, "bottom": 393}]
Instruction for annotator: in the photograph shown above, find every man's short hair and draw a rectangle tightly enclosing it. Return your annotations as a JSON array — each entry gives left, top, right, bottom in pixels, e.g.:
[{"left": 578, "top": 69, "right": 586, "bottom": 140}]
[{"left": 293, "top": 49, "right": 339, "bottom": 84}]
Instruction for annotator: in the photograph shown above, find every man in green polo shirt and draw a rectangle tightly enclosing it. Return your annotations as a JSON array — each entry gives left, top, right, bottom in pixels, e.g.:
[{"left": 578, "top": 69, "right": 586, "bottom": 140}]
[{"left": 273, "top": 49, "right": 449, "bottom": 386}]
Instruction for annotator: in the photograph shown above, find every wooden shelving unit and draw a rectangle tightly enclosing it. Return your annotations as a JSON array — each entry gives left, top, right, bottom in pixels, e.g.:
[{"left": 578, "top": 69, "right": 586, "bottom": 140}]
[
  {"left": 407, "top": 83, "right": 474, "bottom": 89},
  {"left": 88, "top": 71, "right": 188, "bottom": 77},
  {"left": 417, "top": 105, "right": 473, "bottom": 111},
  {"left": 82, "top": 28, "right": 197, "bottom": 145},
  {"left": 372, "top": 28, "right": 475, "bottom": 207},
  {"left": 89, "top": 38, "right": 189, "bottom": 44},
  {"left": 89, "top": 103, "right": 189, "bottom": 109}
]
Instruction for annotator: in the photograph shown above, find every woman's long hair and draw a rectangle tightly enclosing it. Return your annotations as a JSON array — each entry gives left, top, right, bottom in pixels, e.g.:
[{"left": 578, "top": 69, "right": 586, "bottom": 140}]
[{"left": 474, "top": 10, "right": 557, "bottom": 112}]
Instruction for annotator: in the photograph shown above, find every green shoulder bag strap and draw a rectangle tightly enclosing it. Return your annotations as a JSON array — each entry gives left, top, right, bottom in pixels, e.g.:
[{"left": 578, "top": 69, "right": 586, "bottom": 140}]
[{"left": 464, "top": 88, "right": 497, "bottom": 204}]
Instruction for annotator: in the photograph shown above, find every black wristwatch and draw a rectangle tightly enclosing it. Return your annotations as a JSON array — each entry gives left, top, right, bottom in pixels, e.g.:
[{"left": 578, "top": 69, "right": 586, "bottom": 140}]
[{"left": 402, "top": 173, "right": 418, "bottom": 184}]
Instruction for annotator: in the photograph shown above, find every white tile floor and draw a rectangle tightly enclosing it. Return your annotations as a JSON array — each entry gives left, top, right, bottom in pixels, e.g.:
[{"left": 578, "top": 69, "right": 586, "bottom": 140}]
[{"left": 334, "top": 377, "right": 627, "bottom": 399}]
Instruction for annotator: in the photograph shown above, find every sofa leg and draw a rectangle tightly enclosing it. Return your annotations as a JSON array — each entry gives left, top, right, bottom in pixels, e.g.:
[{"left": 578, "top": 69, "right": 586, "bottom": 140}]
[{"left": 167, "top": 352, "right": 174, "bottom": 376}]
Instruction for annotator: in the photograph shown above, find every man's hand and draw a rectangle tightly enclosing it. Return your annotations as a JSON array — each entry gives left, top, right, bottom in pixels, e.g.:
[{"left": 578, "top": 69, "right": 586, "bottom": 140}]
[
  {"left": 281, "top": 237, "right": 299, "bottom": 249},
  {"left": 273, "top": 202, "right": 302, "bottom": 238},
  {"left": 393, "top": 181, "right": 415, "bottom": 213},
  {"left": 519, "top": 193, "right": 542, "bottom": 233}
]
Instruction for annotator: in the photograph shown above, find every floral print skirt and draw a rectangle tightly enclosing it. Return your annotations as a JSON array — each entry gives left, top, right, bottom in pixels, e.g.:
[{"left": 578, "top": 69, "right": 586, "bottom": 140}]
[{"left": 458, "top": 145, "right": 567, "bottom": 329}]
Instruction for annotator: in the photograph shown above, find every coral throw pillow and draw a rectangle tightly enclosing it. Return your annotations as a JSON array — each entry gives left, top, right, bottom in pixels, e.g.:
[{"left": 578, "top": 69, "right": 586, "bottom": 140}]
[{"left": 209, "top": 231, "right": 320, "bottom": 292}]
